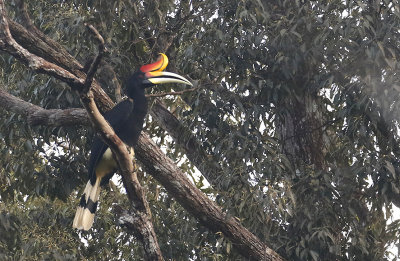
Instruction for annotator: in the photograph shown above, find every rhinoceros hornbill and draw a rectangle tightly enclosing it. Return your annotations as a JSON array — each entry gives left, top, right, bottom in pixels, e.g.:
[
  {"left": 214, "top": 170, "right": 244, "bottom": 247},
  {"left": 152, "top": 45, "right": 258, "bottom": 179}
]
[{"left": 73, "top": 54, "right": 192, "bottom": 230}]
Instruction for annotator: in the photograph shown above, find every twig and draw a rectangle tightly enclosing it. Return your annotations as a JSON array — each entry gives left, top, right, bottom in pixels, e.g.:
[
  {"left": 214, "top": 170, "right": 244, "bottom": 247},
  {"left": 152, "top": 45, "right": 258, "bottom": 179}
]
[
  {"left": 83, "top": 24, "right": 105, "bottom": 93},
  {"left": 107, "top": 65, "right": 123, "bottom": 102},
  {"left": 146, "top": 87, "right": 198, "bottom": 98}
]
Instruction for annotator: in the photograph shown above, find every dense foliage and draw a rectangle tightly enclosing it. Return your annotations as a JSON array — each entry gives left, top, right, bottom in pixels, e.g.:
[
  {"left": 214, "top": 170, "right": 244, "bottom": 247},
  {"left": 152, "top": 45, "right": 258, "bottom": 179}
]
[{"left": 1, "top": 0, "right": 400, "bottom": 260}]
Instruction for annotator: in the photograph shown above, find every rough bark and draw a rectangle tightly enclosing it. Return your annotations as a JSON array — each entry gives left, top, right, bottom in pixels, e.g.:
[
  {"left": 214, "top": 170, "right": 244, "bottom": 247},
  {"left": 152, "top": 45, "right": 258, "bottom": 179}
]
[
  {"left": 0, "top": 88, "right": 88, "bottom": 126},
  {"left": 0, "top": 3, "right": 284, "bottom": 260},
  {"left": 277, "top": 92, "right": 327, "bottom": 170},
  {"left": 8, "top": 20, "right": 114, "bottom": 112}
]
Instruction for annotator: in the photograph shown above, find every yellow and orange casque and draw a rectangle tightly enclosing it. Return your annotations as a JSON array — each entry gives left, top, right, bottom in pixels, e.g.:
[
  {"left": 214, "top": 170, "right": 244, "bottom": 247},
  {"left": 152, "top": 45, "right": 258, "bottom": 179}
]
[{"left": 140, "top": 53, "right": 169, "bottom": 73}]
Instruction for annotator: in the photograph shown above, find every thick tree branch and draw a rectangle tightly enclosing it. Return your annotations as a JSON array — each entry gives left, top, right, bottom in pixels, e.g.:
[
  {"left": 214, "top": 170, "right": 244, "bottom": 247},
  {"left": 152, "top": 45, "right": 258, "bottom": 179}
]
[
  {"left": 15, "top": 0, "right": 77, "bottom": 65},
  {"left": 0, "top": 3, "right": 284, "bottom": 259},
  {"left": 0, "top": 87, "right": 88, "bottom": 126},
  {"left": 7, "top": 20, "right": 113, "bottom": 112},
  {"left": 0, "top": 7, "right": 83, "bottom": 88}
]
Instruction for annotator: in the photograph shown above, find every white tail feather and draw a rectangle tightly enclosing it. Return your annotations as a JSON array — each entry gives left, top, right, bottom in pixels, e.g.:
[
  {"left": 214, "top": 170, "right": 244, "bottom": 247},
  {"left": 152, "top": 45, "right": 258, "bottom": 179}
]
[{"left": 72, "top": 177, "right": 101, "bottom": 230}]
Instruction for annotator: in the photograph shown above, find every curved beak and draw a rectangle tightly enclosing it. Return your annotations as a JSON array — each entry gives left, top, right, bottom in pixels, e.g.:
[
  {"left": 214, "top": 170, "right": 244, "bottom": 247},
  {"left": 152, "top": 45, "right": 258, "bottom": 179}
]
[
  {"left": 140, "top": 53, "right": 192, "bottom": 87},
  {"left": 145, "top": 71, "right": 192, "bottom": 86}
]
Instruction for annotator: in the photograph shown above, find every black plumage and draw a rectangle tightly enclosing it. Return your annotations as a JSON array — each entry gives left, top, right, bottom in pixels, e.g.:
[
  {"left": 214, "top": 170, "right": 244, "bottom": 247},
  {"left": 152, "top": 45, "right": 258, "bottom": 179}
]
[
  {"left": 73, "top": 54, "right": 192, "bottom": 230},
  {"left": 88, "top": 96, "right": 146, "bottom": 187}
]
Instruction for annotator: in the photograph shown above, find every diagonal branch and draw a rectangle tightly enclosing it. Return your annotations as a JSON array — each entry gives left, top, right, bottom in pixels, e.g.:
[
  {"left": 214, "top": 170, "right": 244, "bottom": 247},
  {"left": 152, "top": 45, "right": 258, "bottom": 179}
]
[
  {"left": 136, "top": 133, "right": 284, "bottom": 261},
  {"left": 7, "top": 20, "right": 113, "bottom": 112},
  {"left": 80, "top": 87, "right": 163, "bottom": 260},
  {"left": 14, "top": 0, "right": 83, "bottom": 71},
  {"left": 0, "top": 5, "right": 83, "bottom": 88}
]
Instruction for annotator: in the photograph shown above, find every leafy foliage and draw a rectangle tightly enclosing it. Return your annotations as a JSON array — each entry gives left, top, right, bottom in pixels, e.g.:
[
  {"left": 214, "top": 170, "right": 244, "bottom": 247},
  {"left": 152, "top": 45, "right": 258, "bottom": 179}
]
[{"left": 1, "top": 0, "right": 400, "bottom": 260}]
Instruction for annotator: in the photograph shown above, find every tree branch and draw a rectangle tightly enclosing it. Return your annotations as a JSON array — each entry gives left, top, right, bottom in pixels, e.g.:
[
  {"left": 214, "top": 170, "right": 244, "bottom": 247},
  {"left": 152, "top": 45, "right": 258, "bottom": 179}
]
[
  {"left": 146, "top": 87, "right": 198, "bottom": 98},
  {"left": 0, "top": 87, "right": 88, "bottom": 126},
  {"left": 7, "top": 20, "right": 113, "bottom": 112},
  {"left": 0, "top": 6, "right": 83, "bottom": 88},
  {"left": 83, "top": 24, "right": 105, "bottom": 93},
  {"left": 14, "top": 0, "right": 83, "bottom": 72}
]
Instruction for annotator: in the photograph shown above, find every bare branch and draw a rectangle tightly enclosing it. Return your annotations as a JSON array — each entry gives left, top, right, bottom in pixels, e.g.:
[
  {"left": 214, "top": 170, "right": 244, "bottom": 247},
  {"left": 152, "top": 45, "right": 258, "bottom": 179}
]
[
  {"left": 14, "top": 0, "right": 82, "bottom": 70},
  {"left": 7, "top": 20, "right": 113, "bottom": 112},
  {"left": 0, "top": 3, "right": 84, "bottom": 88},
  {"left": 80, "top": 86, "right": 164, "bottom": 260},
  {"left": 83, "top": 24, "right": 105, "bottom": 93},
  {"left": 0, "top": 86, "right": 88, "bottom": 127},
  {"left": 146, "top": 87, "right": 198, "bottom": 98}
]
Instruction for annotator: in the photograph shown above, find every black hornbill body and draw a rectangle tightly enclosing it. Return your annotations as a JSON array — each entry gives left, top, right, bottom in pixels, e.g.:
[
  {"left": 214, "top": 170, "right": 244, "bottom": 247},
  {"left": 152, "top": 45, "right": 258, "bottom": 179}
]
[{"left": 73, "top": 54, "right": 192, "bottom": 230}]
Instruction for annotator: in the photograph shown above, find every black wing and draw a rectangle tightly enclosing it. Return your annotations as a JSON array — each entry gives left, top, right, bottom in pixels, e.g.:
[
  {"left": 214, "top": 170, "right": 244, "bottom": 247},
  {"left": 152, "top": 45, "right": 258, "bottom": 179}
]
[{"left": 88, "top": 99, "right": 134, "bottom": 184}]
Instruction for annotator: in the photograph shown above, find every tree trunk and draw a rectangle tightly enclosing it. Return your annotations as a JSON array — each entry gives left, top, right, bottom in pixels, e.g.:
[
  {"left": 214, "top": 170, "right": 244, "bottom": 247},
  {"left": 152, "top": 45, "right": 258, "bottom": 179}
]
[{"left": 277, "top": 90, "right": 326, "bottom": 170}]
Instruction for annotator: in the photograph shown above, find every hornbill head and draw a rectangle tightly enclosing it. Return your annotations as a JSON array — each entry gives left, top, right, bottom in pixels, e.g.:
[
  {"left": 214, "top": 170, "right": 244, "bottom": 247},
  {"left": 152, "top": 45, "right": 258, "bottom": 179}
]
[{"left": 127, "top": 53, "right": 192, "bottom": 98}]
